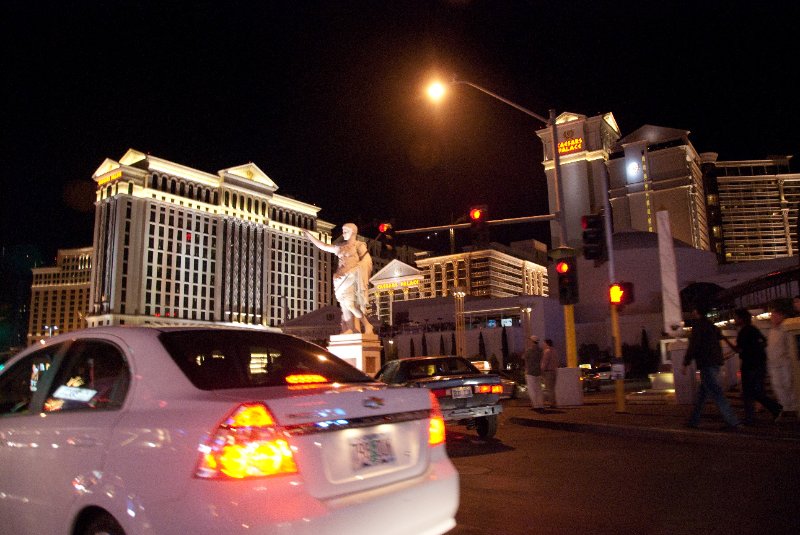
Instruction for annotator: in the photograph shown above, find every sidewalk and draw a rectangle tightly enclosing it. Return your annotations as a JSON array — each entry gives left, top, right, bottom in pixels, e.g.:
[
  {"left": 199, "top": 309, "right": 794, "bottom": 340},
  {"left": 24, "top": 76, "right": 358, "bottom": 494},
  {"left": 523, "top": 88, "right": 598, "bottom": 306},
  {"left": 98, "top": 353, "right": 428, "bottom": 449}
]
[{"left": 502, "top": 390, "right": 800, "bottom": 449}]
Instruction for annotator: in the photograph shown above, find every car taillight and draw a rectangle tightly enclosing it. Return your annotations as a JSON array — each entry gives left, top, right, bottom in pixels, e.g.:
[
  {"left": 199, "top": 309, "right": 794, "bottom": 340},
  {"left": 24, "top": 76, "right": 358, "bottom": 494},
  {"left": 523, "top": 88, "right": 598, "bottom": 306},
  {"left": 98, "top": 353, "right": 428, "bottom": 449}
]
[
  {"left": 285, "top": 373, "right": 328, "bottom": 384},
  {"left": 428, "top": 391, "right": 446, "bottom": 446},
  {"left": 196, "top": 403, "right": 297, "bottom": 479},
  {"left": 430, "top": 388, "right": 447, "bottom": 397},
  {"left": 474, "top": 384, "right": 503, "bottom": 394}
]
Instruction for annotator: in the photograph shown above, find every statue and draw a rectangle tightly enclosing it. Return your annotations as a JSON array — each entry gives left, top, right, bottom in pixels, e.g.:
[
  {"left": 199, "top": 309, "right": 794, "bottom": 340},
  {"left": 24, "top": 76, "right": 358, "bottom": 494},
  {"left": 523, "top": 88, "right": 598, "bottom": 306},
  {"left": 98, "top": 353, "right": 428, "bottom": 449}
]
[{"left": 303, "top": 223, "right": 374, "bottom": 335}]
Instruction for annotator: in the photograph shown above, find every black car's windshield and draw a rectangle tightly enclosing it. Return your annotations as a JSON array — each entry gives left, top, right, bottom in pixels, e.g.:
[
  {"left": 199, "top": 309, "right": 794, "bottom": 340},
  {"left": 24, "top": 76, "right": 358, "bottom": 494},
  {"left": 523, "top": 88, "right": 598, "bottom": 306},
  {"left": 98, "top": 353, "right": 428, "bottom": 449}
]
[{"left": 159, "top": 330, "right": 372, "bottom": 390}]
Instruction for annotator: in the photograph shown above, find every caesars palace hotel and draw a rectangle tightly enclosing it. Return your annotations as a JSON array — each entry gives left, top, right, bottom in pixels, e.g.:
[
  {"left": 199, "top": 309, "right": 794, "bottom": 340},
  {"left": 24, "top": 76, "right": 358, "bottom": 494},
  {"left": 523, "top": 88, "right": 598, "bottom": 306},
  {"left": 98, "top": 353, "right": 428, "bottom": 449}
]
[{"left": 84, "top": 149, "right": 334, "bottom": 331}]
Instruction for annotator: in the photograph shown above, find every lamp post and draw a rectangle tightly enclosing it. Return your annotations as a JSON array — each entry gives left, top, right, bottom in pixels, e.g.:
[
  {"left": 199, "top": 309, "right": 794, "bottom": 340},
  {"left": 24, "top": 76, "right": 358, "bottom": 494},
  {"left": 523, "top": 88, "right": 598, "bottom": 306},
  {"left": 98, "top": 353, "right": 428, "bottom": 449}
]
[
  {"left": 44, "top": 325, "right": 58, "bottom": 337},
  {"left": 427, "top": 77, "right": 578, "bottom": 369},
  {"left": 453, "top": 287, "right": 467, "bottom": 357},
  {"left": 427, "top": 78, "right": 568, "bottom": 247}
]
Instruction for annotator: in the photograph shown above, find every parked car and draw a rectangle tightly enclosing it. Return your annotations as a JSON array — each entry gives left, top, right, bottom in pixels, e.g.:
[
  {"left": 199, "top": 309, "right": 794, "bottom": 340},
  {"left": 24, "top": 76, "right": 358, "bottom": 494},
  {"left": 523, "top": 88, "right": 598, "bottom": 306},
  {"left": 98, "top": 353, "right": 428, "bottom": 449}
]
[
  {"left": 497, "top": 370, "right": 525, "bottom": 400},
  {"left": 581, "top": 364, "right": 613, "bottom": 391},
  {"left": 375, "top": 356, "right": 503, "bottom": 438},
  {"left": 0, "top": 327, "right": 459, "bottom": 535}
]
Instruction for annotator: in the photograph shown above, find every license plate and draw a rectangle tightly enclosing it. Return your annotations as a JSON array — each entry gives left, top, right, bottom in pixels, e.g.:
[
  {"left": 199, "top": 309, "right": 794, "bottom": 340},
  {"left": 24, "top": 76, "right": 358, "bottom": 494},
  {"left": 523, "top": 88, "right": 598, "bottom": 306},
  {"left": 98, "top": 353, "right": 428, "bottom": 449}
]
[
  {"left": 351, "top": 433, "right": 395, "bottom": 471},
  {"left": 450, "top": 386, "right": 473, "bottom": 399}
]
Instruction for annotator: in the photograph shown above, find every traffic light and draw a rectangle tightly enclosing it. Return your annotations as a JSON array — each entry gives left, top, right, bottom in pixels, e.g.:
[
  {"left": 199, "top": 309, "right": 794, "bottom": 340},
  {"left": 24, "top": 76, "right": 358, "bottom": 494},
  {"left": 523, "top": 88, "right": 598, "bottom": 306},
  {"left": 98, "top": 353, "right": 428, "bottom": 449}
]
[
  {"left": 609, "top": 282, "right": 634, "bottom": 305},
  {"left": 469, "top": 204, "right": 489, "bottom": 246},
  {"left": 581, "top": 213, "right": 605, "bottom": 261},
  {"left": 376, "top": 222, "right": 396, "bottom": 258},
  {"left": 555, "top": 256, "right": 579, "bottom": 305}
]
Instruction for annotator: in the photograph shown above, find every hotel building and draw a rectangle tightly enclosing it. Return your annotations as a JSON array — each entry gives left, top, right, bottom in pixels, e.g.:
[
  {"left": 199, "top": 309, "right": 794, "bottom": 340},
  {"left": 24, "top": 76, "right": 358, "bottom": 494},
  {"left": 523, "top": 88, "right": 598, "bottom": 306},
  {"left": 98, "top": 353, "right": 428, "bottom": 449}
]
[
  {"left": 27, "top": 247, "right": 93, "bottom": 344},
  {"left": 606, "top": 125, "right": 710, "bottom": 252},
  {"left": 86, "top": 149, "right": 333, "bottom": 329},
  {"left": 535, "top": 112, "right": 621, "bottom": 248},
  {"left": 701, "top": 154, "right": 800, "bottom": 262},
  {"left": 369, "top": 243, "right": 549, "bottom": 327}
]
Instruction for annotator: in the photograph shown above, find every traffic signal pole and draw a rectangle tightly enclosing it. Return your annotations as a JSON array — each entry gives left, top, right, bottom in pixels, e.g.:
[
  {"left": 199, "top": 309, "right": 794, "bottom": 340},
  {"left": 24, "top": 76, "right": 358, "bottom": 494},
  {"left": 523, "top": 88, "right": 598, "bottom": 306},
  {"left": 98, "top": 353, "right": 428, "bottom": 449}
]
[{"left": 601, "top": 166, "right": 626, "bottom": 412}]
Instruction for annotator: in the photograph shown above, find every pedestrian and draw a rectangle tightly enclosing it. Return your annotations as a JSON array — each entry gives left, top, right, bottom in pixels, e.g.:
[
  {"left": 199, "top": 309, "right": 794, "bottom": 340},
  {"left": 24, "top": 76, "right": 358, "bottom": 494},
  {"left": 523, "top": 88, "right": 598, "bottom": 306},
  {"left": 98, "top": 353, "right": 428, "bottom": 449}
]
[
  {"left": 682, "top": 304, "right": 740, "bottom": 429},
  {"left": 726, "top": 308, "right": 782, "bottom": 424},
  {"left": 523, "top": 335, "right": 545, "bottom": 412},
  {"left": 766, "top": 299, "right": 797, "bottom": 418},
  {"left": 541, "top": 339, "right": 559, "bottom": 408}
]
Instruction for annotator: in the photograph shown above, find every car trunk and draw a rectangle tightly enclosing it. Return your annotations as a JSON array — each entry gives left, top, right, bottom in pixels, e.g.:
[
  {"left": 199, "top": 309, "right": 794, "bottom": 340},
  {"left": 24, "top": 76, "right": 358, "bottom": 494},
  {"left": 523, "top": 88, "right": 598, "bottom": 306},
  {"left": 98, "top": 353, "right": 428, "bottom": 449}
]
[
  {"left": 410, "top": 374, "right": 501, "bottom": 411},
  {"left": 232, "top": 384, "right": 435, "bottom": 500}
]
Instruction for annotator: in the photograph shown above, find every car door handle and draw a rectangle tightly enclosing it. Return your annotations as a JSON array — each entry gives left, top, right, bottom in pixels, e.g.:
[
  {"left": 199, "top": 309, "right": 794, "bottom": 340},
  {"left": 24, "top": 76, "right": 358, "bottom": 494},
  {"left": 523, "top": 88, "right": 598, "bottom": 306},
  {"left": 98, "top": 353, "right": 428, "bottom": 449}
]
[{"left": 67, "top": 435, "right": 98, "bottom": 448}]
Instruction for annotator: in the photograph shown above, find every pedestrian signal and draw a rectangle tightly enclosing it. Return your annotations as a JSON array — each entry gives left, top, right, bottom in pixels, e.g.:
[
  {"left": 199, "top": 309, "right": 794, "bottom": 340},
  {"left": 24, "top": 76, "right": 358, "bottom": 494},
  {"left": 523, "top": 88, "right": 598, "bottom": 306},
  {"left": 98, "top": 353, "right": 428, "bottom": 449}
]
[{"left": 609, "top": 282, "right": 634, "bottom": 305}]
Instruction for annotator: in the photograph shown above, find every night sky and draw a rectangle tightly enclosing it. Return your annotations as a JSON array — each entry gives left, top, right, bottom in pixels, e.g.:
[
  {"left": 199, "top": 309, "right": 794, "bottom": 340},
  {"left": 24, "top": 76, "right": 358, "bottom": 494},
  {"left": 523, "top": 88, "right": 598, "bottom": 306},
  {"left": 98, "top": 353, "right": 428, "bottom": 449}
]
[{"left": 3, "top": 0, "right": 798, "bottom": 262}]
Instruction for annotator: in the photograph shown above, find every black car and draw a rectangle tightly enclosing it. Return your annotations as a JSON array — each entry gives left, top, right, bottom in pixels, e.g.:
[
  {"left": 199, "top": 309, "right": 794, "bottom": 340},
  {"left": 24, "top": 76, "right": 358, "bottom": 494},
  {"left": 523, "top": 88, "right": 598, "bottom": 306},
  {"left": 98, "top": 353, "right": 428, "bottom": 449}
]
[{"left": 376, "top": 356, "right": 503, "bottom": 438}]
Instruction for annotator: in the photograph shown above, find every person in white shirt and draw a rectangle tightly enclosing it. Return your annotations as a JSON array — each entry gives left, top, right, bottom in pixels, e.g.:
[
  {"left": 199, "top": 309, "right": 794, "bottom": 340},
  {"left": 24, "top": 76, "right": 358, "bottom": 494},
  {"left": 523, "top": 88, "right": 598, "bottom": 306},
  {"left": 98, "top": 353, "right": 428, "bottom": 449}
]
[{"left": 766, "top": 301, "right": 797, "bottom": 415}]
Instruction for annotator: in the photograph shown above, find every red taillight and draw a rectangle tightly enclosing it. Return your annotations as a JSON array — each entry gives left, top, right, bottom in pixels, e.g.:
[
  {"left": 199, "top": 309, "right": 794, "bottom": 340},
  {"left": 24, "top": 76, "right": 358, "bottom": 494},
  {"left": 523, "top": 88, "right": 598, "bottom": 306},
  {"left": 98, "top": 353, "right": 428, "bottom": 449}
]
[
  {"left": 196, "top": 403, "right": 297, "bottom": 479},
  {"left": 430, "top": 388, "right": 447, "bottom": 397},
  {"left": 474, "top": 384, "right": 503, "bottom": 394},
  {"left": 428, "top": 391, "right": 446, "bottom": 446},
  {"left": 285, "top": 374, "right": 328, "bottom": 384},
  {"left": 491, "top": 384, "right": 503, "bottom": 394}
]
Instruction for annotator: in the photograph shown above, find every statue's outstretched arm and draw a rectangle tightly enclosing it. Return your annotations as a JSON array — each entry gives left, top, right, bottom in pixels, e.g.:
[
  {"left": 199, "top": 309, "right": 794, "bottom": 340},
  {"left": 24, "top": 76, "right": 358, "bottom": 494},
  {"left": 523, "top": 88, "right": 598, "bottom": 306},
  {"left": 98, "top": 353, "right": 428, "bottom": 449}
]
[{"left": 302, "top": 229, "right": 336, "bottom": 254}]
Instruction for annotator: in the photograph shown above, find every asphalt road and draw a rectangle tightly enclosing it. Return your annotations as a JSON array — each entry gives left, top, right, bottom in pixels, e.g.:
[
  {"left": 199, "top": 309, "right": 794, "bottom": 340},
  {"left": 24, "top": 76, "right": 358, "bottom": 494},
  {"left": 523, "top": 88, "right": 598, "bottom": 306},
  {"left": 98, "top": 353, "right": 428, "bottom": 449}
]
[{"left": 444, "top": 397, "right": 800, "bottom": 535}]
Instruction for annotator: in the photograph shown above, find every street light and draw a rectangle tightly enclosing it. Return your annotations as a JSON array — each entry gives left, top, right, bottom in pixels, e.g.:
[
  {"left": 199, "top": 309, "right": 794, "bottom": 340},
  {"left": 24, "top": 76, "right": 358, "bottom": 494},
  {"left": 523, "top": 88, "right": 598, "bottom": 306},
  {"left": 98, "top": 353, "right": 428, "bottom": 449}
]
[
  {"left": 426, "top": 77, "right": 568, "bottom": 248},
  {"left": 427, "top": 77, "right": 577, "bottom": 369},
  {"left": 43, "top": 325, "right": 58, "bottom": 337}
]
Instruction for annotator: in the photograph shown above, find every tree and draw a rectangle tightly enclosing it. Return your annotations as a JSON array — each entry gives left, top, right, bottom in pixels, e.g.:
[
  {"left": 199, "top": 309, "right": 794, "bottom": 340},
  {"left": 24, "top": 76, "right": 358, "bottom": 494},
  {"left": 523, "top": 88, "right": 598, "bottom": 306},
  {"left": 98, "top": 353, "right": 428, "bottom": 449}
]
[
  {"left": 501, "top": 326, "right": 509, "bottom": 364},
  {"left": 421, "top": 333, "right": 428, "bottom": 356},
  {"left": 478, "top": 331, "right": 487, "bottom": 359},
  {"left": 439, "top": 334, "right": 446, "bottom": 355},
  {"left": 410, "top": 338, "right": 416, "bottom": 358},
  {"left": 451, "top": 332, "right": 456, "bottom": 355}
]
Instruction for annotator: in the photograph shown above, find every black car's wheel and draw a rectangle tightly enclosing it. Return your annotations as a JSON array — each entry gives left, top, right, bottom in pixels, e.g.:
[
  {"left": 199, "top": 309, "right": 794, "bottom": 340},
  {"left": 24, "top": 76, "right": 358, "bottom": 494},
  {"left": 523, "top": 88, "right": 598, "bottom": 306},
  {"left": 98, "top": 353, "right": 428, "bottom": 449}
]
[
  {"left": 81, "top": 512, "right": 124, "bottom": 535},
  {"left": 475, "top": 414, "right": 498, "bottom": 438}
]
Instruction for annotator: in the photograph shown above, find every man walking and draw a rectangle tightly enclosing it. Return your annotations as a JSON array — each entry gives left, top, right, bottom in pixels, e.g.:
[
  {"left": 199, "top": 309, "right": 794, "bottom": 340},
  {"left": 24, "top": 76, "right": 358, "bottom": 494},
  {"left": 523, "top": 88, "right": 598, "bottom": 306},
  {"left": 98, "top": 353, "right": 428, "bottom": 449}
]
[{"left": 682, "top": 304, "right": 740, "bottom": 430}]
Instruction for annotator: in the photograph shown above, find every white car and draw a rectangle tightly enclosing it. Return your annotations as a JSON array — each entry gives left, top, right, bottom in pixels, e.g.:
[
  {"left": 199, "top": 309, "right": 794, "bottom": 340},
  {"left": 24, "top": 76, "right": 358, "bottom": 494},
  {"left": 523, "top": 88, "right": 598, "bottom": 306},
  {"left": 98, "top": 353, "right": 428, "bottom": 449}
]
[{"left": 0, "top": 327, "right": 458, "bottom": 535}]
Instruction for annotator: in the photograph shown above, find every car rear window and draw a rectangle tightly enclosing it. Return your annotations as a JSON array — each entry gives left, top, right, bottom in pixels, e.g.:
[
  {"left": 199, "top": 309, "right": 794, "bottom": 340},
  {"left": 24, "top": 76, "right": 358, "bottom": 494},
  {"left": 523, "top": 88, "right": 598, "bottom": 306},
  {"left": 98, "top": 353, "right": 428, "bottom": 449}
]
[
  {"left": 405, "top": 357, "right": 480, "bottom": 379},
  {"left": 159, "top": 330, "right": 373, "bottom": 390}
]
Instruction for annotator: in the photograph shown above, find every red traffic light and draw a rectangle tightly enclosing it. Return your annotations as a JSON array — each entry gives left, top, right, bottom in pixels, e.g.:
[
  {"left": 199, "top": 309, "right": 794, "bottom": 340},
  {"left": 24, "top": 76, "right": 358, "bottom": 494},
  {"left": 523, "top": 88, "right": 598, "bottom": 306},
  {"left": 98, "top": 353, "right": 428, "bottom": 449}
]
[
  {"left": 378, "top": 222, "right": 391, "bottom": 233},
  {"left": 556, "top": 260, "right": 570, "bottom": 274},
  {"left": 469, "top": 207, "right": 485, "bottom": 221}
]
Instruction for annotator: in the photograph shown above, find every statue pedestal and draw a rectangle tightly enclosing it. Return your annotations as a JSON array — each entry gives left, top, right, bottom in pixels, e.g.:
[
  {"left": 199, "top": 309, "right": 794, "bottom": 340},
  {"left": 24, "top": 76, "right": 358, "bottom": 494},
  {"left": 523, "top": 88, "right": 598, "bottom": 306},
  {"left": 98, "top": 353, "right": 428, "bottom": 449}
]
[{"left": 327, "top": 333, "right": 382, "bottom": 376}]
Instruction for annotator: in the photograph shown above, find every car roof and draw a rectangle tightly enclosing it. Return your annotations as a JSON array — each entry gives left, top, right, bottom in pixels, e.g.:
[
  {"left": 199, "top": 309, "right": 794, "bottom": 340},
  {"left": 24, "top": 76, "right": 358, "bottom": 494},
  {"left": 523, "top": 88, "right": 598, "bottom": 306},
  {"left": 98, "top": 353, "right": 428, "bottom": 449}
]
[{"left": 396, "top": 355, "right": 462, "bottom": 362}]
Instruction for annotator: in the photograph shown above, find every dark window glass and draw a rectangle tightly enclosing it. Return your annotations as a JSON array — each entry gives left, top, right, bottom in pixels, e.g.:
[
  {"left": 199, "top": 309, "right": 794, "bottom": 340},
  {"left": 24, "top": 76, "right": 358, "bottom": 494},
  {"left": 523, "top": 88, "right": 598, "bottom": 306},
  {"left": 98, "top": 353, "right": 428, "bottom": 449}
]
[
  {"left": 42, "top": 341, "right": 130, "bottom": 413},
  {"left": 159, "top": 330, "right": 372, "bottom": 390},
  {"left": 0, "top": 345, "right": 62, "bottom": 415}
]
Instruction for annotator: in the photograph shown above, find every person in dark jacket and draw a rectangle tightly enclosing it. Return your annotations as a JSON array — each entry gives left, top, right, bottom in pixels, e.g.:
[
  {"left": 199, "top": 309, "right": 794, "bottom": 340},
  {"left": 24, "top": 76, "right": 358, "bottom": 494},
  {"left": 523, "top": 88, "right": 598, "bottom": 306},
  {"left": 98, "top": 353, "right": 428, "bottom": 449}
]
[
  {"left": 728, "top": 308, "right": 782, "bottom": 424},
  {"left": 682, "top": 305, "right": 740, "bottom": 429}
]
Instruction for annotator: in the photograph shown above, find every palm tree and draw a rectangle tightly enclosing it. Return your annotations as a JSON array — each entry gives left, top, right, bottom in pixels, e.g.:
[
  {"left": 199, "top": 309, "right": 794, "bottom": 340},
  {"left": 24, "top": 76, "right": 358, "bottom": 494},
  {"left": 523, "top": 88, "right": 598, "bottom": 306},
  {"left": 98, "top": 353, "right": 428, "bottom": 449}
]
[
  {"left": 439, "top": 334, "right": 446, "bottom": 355},
  {"left": 478, "top": 331, "right": 487, "bottom": 359},
  {"left": 421, "top": 333, "right": 428, "bottom": 356},
  {"left": 410, "top": 337, "right": 416, "bottom": 358}
]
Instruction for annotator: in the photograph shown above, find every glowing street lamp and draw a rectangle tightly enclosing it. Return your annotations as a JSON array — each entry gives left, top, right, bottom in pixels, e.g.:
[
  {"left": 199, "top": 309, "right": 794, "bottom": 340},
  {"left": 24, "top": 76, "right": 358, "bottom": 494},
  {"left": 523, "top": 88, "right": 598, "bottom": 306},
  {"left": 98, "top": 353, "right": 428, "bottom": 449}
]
[
  {"left": 427, "top": 81, "right": 446, "bottom": 102},
  {"left": 425, "top": 77, "right": 567, "bottom": 247}
]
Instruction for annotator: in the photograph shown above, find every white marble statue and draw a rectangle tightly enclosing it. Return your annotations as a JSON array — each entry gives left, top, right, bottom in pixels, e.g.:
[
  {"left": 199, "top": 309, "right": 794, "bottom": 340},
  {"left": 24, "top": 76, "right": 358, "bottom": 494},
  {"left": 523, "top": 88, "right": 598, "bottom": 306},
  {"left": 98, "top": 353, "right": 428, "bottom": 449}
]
[{"left": 303, "top": 223, "right": 374, "bottom": 335}]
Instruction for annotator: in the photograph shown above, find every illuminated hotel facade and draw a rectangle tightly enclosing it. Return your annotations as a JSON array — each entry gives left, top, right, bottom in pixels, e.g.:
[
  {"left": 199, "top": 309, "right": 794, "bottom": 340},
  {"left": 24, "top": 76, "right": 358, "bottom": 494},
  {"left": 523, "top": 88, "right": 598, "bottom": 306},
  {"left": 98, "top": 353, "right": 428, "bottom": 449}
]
[
  {"left": 606, "top": 125, "right": 710, "bottom": 251},
  {"left": 86, "top": 149, "right": 334, "bottom": 329},
  {"left": 535, "top": 112, "right": 621, "bottom": 248},
  {"left": 369, "top": 245, "right": 549, "bottom": 327},
  {"left": 701, "top": 154, "right": 799, "bottom": 262},
  {"left": 27, "top": 247, "right": 93, "bottom": 345}
]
